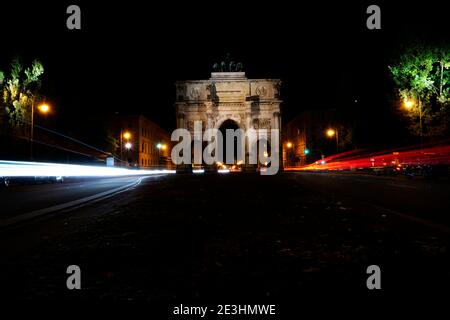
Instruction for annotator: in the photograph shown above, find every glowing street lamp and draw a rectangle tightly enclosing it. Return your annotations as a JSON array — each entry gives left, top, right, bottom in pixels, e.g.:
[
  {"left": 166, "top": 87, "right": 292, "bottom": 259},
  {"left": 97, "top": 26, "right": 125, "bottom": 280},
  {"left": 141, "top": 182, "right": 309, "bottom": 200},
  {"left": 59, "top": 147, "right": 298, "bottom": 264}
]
[
  {"left": 326, "top": 128, "right": 339, "bottom": 153},
  {"left": 326, "top": 129, "right": 335, "bottom": 137},
  {"left": 156, "top": 143, "right": 166, "bottom": 168},
  {"left": 403, "top": 98, "right": 423, "bottom": 143},
  {"left": 37, "top": 103, "right": 50, "bottom": 114},
  {"left": 30, "top": 101, "right": 51, "bottom": 160},
  {"left": 286, "top": 142, "right": 293, "bottom": 148},
  {"left": 120, "top": 130, "right": 132, "bottom": 165},
  {"left": 123, "top": 131, "right": 131, "bottom": 140},
  {"left": 404, "top": 100, "right": 414, "bottom": 109}
]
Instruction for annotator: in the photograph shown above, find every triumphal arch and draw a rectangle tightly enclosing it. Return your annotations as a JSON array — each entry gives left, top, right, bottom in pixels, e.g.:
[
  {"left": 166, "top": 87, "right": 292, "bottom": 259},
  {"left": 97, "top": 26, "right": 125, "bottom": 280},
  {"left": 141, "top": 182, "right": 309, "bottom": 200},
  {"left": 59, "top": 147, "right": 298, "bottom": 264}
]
[{"left": 175, "top": 62, "right": 282, "bottom": 168}]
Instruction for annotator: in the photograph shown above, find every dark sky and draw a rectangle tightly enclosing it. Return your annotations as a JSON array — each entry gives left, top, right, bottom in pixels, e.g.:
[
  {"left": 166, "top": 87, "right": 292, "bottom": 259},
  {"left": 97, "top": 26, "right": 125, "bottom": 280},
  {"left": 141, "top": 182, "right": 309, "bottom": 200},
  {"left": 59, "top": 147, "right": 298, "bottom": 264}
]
[{"left": 1, "top": 1, "right": 448, "bottom": 147}]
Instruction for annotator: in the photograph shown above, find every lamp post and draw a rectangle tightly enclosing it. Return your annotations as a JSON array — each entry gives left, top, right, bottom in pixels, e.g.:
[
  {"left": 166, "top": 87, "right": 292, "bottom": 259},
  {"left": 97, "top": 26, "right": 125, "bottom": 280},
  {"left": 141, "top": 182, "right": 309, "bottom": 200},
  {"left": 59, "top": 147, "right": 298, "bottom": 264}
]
[
  {"left": 404, "top": 99, "right": 423, "bottom": 146},
  {"left": 326, "top": 128, "right": 339, "bottom": 153},
  {"left": 30, "top": 99, "right": 50, "bottom": 160},
  {"left": 285, "top": 141, "right": 293, "bottom": 166},
  {"left": 156, "top": 143, "right": 167, "bottom": 169},
  {"left": 156, "top": 143, "right": 162, "bottom": 168},
  {"left": 120, "top": 130, "right": 131, "bottom": 166}
]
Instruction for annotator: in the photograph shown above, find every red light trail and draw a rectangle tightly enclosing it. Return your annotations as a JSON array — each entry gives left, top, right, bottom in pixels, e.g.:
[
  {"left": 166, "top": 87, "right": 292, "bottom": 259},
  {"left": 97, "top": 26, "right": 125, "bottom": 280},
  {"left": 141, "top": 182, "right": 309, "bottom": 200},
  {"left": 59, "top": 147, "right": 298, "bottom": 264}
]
[{"left": 286, "top": 144, "right": 450, "bottom": 171}]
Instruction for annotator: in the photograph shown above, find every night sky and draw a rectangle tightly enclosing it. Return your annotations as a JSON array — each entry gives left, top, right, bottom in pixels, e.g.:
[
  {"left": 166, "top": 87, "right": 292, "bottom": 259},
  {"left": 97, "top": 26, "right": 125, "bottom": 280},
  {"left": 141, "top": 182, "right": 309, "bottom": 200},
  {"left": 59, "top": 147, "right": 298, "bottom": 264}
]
[{"left": 1, "top": 1, "right": 448, "bottom": 148}]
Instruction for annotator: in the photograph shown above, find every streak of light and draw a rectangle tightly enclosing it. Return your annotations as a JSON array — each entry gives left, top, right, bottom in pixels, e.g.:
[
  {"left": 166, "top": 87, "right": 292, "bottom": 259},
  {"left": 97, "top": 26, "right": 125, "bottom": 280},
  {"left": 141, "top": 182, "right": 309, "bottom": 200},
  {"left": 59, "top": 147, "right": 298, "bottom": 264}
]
[
  {"left": 0, "top": 160, "right": 175, "bottom": 177},
  {"left": 285, "top": 144, "right": 450, "bottom": 171}
]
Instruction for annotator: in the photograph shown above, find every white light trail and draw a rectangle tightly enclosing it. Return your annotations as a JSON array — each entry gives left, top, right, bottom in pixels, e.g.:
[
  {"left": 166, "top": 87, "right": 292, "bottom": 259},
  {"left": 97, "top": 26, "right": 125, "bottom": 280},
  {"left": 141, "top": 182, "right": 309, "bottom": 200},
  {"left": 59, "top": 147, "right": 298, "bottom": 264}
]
[{"left": 0, "top": 160, "right": 176, "bottom": 177}]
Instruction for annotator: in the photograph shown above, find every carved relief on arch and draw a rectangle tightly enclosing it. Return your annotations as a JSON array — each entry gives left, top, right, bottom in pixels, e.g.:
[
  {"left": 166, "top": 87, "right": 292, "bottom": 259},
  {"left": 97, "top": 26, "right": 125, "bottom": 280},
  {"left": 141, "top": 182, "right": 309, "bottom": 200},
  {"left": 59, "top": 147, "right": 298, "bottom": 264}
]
[
  {"left": 186, "top": 120, "right": 206, "bottom": 133},
  {"left": 176, "top": 84, "right": 187, "bottom": 101},
  {"left": 206, "top": 83, "right": 218, "bottom": 102},
  {"left": 187, "top": 120, "right": 195, "bottom": 132},
  {"left": 189, "top": 86, "right": 200, "bottom": 100},
  {"left": 253, "top": 118, "right": 271, "bottom": 129},
  {"left": 255, "top": 86, "right": 268, "bottom": 98},
  {"left": 273, "top": 81, "right": 281, "bottom": 98}
]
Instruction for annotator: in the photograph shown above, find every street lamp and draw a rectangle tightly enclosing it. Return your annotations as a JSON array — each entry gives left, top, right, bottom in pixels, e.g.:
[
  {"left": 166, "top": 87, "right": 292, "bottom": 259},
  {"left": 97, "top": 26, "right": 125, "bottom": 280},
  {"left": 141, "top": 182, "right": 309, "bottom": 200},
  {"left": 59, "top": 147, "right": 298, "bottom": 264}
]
[
  {"left": 326, "top": 129, "right": 335, "bottom": 137},
  {"left": 404, "top": 100, "right": 414, "bottom": 109},
  {"left": 156, "top": 143, "right": 168, "bottom": 167},
  {"left": 286, "top": 142, "right": 293, "bottom": 148},
  {"left": 30, "top": 101, "right": 51, "bottom": 160},
  {"left": 38, "top": 103, "right": 50, "bottom": 114},
  {"left": 123, "top": 131, "right": 131, "bottom": 140},
  {"left": 403, "top": 99, "right": 423, "bottom": 144},
  {"left": 156, "top": 143, "right": 166, "bottom": 168},
  {"left": 326, "top": 128, "right": 339, "bottom": 153},
  {"left": 120, "top": 130, "right": 132, "bottom": 165}
]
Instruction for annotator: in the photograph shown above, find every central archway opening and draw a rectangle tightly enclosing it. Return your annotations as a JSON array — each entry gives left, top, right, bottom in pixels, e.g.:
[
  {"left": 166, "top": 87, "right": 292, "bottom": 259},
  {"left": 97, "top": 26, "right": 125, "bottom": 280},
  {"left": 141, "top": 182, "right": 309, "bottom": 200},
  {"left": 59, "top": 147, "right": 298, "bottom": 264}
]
[{"left": 218, "top": 119, "right": 241, "bottom": 168}]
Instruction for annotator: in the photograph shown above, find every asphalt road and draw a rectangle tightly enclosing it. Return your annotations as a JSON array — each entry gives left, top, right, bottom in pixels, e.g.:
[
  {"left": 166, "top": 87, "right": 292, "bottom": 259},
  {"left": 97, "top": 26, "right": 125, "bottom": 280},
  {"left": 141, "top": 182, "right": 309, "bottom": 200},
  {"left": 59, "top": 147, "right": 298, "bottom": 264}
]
[
  {"left": 292, "top": 172, "right": 450, "bottom": 228},
  {"left": 0, "top": 176, "right": 154, "bottom": 219},
  {"left": 0, "top": 172, "right": 449, "bottom": 301}
]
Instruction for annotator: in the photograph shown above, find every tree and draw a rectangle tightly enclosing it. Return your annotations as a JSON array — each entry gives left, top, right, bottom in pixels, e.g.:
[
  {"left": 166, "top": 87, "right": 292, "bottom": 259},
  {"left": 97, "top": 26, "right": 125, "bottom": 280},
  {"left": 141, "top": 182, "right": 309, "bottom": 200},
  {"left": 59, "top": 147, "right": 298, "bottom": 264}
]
[
  {"left": 389, "top": 44, "right": 450, "bottom": 138},
  {"left": 1, "top": 58, "right": 44, "bottom": 129}
]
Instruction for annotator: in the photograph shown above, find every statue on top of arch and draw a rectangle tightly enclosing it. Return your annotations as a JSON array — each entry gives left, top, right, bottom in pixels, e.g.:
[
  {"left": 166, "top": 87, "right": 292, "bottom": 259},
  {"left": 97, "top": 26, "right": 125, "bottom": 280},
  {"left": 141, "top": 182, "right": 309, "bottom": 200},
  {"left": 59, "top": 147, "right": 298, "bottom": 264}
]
[{"left": 212, "top": 53, "right": 244, "bottom": 72}]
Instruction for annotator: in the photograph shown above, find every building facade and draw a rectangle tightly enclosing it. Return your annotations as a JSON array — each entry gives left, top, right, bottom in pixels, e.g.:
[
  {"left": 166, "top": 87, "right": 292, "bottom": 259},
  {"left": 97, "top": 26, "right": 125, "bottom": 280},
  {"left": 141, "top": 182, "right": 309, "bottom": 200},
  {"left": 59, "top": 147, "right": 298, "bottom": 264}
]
[
  {"left": 283, "top": 109, "right": 338, "bottom": 166},
  {"left": 175, "top": 71, "right": 282, "bottom": 167},
  {"left": 118, "top": 115, "right": 171, "bottom": 168}
]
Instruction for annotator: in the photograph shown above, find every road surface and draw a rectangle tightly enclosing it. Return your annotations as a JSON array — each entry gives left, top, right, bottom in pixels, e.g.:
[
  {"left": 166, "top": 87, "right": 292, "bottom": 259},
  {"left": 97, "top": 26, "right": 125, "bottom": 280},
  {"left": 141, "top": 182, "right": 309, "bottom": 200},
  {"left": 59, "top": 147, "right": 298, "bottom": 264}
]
[
  {"left": 0, "top": 176, "right": 156, "bottom": 220},
  {"left": 292, "top": 172, "right": 450, "bottom": 228},
  {"left": 0, "top": 172, "right": 449, "bottom": 301}
]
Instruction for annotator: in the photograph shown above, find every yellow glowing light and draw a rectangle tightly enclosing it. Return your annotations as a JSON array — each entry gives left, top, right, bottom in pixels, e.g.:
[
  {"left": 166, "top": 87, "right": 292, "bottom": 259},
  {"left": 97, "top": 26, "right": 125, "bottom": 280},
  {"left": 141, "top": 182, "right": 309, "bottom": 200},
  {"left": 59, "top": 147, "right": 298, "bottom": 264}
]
[
  {"left": 123, "top": 132, "right": 131, "bottom": 140},
  {"left": 326, "top": 129, "right": 335, "bottom": 137},
  {"left": 38, "top": 103, "right": 50, "bottom": 113},
  {"left": 161, "top": 144, "right": 167, "bottom": 151},
  {"left": 286, "top": 142, "right": 293, "bottom": 148},
  {"left": 404, "top": 100, "right": 414, "bottom": 109}
]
